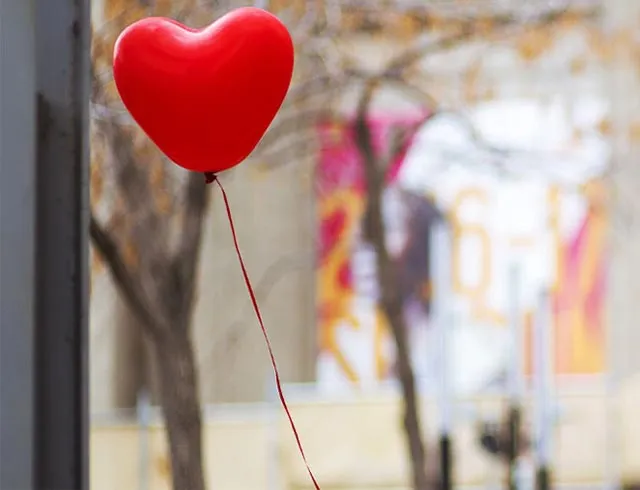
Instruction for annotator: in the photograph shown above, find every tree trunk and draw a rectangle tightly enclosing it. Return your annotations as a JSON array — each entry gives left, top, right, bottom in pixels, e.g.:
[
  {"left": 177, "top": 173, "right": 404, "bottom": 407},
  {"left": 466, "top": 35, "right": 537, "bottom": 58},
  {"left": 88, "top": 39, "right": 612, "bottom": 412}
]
[
  {"left": 154, "top": 329, "right": 206, "bottom": 490},
  {"left": 354, "top": 111, "right": 429, "bottom": 490},
  {"left": 383, "top": 296, "right": 429, "bottom": 490}
]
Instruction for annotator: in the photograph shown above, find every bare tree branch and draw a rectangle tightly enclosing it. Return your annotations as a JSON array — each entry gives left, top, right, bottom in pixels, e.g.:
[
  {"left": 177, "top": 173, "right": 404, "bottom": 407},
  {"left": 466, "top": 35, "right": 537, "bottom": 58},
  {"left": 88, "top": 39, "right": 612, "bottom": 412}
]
[
  {"left": 380, "top": 4, "right": 581, "bottom": 78},
  {"left": 258, "top": 108, "right": 333, "bottom": 151},
  {"left": 90, "top": 213, "right": 163, "bottom": 340}
]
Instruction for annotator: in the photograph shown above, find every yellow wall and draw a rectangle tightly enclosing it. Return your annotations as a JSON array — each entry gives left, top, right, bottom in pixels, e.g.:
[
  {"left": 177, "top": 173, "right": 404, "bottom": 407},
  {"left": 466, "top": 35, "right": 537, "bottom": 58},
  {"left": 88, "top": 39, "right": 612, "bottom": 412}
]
[{"left": 91, "top": 389, "right": 640, "bottom": 490}]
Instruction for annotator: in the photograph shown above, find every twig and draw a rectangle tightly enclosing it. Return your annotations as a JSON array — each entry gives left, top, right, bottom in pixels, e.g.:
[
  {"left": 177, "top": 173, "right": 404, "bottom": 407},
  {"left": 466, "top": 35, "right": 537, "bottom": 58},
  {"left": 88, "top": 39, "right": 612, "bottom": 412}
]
[{"left": 258, "top": 108, "right": 333, "bottom": 151}]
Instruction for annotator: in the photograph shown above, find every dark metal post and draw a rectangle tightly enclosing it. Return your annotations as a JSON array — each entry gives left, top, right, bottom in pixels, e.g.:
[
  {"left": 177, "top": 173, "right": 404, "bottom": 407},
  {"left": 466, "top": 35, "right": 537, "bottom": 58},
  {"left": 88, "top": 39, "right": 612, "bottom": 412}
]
[
  {"left": 439, "top": 434, "right": 453, "bottom": 490},
  {"left": 506, "top": 404, "right": 523, "bottom": 490},
  {"left": 535, "top": 466, "right": 551, "bottom": 490},
  {"left": 35, "top": 0, "right": 91, "bottom": 489},
  {"left": 1, "top": 0, "right": 90, "bottom": 487}
]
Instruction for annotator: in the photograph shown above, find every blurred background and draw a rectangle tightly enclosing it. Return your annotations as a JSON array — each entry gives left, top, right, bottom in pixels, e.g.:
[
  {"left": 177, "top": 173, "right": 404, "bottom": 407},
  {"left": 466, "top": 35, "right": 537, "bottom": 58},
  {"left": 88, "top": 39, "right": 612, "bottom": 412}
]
[{"left": 88, "top": 0, "right": 640, "bottom": 489}]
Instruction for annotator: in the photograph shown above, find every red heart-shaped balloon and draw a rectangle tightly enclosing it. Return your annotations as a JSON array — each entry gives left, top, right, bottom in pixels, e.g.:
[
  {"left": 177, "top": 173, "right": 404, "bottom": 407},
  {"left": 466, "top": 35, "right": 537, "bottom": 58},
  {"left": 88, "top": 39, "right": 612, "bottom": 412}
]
[{"left": 113, "top": 8, "right": 294, "bottom": 174}]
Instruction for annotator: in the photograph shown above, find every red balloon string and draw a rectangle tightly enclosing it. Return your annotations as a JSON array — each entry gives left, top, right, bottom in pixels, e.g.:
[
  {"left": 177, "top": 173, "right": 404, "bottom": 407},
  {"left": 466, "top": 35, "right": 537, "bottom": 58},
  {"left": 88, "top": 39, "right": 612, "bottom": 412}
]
[{"left": 211, "top": 174, "right": 322, "bottom": 490}]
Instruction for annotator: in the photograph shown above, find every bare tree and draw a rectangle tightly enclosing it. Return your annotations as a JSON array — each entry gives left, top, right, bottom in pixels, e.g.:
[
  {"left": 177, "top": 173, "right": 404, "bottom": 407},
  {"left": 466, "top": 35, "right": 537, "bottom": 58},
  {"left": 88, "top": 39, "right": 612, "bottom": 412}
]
[
  {"left": 90, "top": 2, "right": 335, "bottom": 489},
  {"left": 325, "top": 2, "right": 598, "bottom": 489},
  {"left": 91, "top": 83, "right": 209, "bottom": 490}
]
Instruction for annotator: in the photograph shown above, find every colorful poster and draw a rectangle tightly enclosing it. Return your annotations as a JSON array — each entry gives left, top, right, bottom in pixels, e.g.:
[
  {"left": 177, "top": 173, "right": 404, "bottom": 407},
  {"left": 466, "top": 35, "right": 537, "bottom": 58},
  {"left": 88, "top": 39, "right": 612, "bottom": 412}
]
[
  {"left": 316, "top": 115, "right": 437, "bottom": 391},
  {"left": 316, "top": 100, "right": 609, "bottom": 393}
]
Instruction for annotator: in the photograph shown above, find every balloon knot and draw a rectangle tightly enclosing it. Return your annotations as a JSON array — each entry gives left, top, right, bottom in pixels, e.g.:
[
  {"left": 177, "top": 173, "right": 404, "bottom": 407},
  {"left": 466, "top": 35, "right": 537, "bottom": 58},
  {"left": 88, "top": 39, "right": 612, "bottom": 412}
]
[{"left": 204, "top": 172, "right": 216, "bottom": 184}]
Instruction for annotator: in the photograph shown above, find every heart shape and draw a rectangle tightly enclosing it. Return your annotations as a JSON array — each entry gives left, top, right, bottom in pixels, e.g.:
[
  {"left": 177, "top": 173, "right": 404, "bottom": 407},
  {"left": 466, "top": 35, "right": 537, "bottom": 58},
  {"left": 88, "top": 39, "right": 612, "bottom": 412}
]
[{"left": 113, "top": 7, "right": 294, "bottom": 174}]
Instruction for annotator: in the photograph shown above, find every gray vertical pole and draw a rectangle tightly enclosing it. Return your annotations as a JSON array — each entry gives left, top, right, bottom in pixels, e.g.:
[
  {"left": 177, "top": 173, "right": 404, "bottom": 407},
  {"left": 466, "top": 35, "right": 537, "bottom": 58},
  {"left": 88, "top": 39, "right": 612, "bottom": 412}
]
[
  {"left": 0, "top": 0, "right": 37, "bottom": 488},
  {"left": 533, "top": 290, "right": 553, "bottom": 490},
  {"left": 603, "top": 2, "right": 635, "bottom": 490},
  {"left": 431, "top": 219, "right": 453, "bottom": 490},
  {"left": 603, "top": 358, "right": 620, "bottom": 490},
  {"left": 32, "top": 0, "right": 91, "bottom": 489},
  {"left": 506, "top": 264, "right": 525, "bottom": 490},
  {"left": 507, "top": 264, "right": 526, "bottom": 406},
  {"left": 266, "top": 374, "right": 283, "bottom": 490},
  {"left": 137, "top": 390, "right": 151, "bottom": 490}
]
